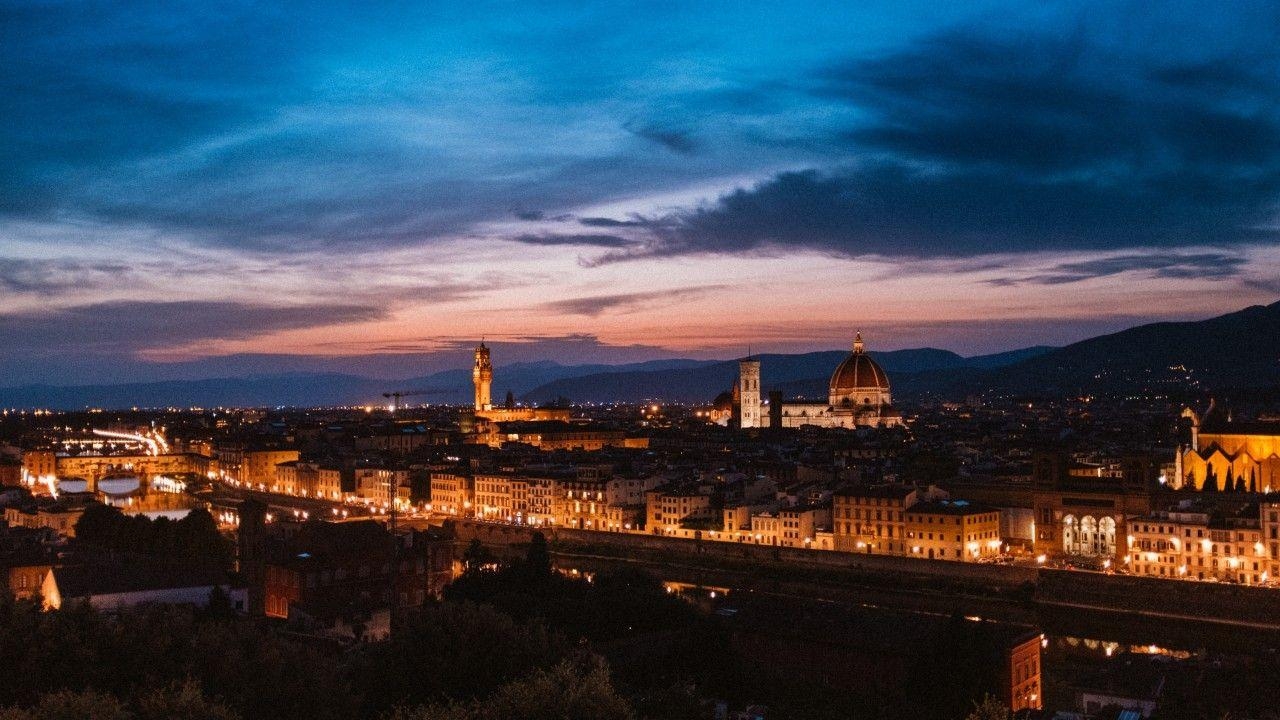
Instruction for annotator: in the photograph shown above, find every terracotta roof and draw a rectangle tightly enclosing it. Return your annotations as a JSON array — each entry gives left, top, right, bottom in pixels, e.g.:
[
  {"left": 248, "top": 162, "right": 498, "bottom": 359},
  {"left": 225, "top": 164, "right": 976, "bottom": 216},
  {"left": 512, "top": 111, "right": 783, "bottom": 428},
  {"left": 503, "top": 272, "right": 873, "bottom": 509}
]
[{"left": 829, "top": 334, "right": 890, "bottom": 392}]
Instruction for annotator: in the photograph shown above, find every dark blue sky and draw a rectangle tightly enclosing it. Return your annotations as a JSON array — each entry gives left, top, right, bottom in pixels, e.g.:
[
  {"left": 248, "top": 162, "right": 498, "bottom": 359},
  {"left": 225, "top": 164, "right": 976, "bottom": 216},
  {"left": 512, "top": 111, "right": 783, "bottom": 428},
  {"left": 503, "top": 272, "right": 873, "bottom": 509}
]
[{"left": 1, "top": 1, "right": 1278, "bottom": 385}]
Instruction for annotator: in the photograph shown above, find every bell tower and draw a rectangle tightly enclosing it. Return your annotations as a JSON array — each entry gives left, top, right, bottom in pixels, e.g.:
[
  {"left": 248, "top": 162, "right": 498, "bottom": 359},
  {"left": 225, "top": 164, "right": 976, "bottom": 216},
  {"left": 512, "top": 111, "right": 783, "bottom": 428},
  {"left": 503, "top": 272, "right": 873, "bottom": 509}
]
[
  {"left": 738, "top": 356, "right": 761, "bottom": 429},
  {"left": 473, "top": 342, "right": 493, "bottom": 411}
]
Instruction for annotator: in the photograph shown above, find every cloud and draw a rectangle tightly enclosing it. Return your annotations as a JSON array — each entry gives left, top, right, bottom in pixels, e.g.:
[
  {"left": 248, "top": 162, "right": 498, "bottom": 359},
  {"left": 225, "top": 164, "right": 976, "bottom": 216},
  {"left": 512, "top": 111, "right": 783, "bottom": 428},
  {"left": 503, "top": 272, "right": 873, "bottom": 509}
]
[
  {"left": 0, "top": 3, "right": 747, "bottom": 253},
  {"left": 552, "top": 29, "right": 1280, "bottom": 264},
  {"left": 624, "top": 119, "right": 698, "bottom": 155},
  {"left": 578, "top": 216, "right": 651, "bottom": 228},
  {"left": 511, "top": 209, "right": 574, "bottom": 222},
  {"left": 991, "top": 252, "right": 1250, "bottom": 285},
  {"left": 0, "top": 301, "right": 386, "bottom": 356},
  {"left": 511, "top": 233, "right": 635, "bottom": 248},
  {"left": 541, "top": 286, "right": 722, "bottom": 317},
  {"left": 308, "top": 333, "right": 686, "bottom": 368},
  {"left": 0, "top": 258, "right": 132, "bottom": 294}
]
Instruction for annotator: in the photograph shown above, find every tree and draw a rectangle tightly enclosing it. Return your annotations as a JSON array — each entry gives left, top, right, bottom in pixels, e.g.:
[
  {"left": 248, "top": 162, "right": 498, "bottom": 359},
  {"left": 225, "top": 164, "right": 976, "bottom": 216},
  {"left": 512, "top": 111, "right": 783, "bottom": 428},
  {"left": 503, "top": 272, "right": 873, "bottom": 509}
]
[
  {"left": 349, "top": 602, "right": 567, "bottom": 715},
  {"left": 202, "top": 586, "right": 234, "bottom": 621},
  {"left": 902, "top": 615, "right": 1002, "bottom": 720},
  {"left": 523, "top": 532, "right": 552, "bottom": 579},
  {"left": 964, "top": 695, "right": 1012, "bottom": 720},
  {"left": 462, "top": 539, "right": 494, "bottom": 571},
  {"left": 385, "top": 656, "right": 634, "bottom": 720},
  {"left": 1204, "top": 467, "right": 1218, "bottom": 492},
  {"left": 72, "top": 504, "right": 229, "bottom": 567},
  {"left": 1235, "top": 474, "right": 1246, "bottom": 493},
  {"left": 73, "top": 503, "right": 124, "bottom": 547},
  {"left": 0, "top": 689, "right": 130, "bottom": 720},
  {"left": 135, "top": 681, "right": 239, "bottom": 720}
]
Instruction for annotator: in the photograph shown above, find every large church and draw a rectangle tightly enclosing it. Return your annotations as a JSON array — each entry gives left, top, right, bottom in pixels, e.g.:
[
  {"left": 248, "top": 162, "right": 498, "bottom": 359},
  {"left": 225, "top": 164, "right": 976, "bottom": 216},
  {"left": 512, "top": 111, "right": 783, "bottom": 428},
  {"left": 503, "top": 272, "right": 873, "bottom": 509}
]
[
  {"left": 729, "top": 333, "right": 904, "bottom": 429},
  {"left": 1177, "top": 404, "right": 1280, "bottom": 492}
]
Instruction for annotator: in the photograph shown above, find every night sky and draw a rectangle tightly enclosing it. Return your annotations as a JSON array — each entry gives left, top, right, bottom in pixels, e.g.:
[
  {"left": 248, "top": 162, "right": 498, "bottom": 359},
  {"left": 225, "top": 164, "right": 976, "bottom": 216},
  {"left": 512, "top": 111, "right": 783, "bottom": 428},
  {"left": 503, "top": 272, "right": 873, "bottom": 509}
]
[{"left": 2, "top": 1, "right": 1279, "bottom": 385}]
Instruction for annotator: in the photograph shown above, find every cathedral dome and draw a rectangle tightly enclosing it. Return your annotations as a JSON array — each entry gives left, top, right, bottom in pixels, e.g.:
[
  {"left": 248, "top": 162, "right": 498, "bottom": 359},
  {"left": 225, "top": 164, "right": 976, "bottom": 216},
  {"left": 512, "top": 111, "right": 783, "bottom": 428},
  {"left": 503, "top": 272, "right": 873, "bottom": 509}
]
[
  {"left": 829, "top": 332, "right": 890, "bottom": 393},
  {"left": 712, "top": 390, "right": 734, "bottom": 412}
]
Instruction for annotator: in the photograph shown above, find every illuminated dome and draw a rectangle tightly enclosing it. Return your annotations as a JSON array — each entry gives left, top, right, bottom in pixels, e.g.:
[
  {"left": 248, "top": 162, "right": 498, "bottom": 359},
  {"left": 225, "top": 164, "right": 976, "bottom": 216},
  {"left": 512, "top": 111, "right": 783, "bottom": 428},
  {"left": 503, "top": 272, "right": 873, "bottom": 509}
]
[{"left": 829, "top": 333, "right": 889, "bottom": 393}]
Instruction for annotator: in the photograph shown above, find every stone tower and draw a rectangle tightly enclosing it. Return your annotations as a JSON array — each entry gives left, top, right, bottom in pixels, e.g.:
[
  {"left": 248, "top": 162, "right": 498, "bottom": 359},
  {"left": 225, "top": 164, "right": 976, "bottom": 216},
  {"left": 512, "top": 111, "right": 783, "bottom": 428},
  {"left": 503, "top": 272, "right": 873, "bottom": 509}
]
[
  {"left": 738, "top": 357, "right": 761, "bottom": 428},
  {"left": 473, "top": 342, "right": 493, "bottom": 411},
  {"left": 237, "top": 497, "right": 268, "bottom": 616}
]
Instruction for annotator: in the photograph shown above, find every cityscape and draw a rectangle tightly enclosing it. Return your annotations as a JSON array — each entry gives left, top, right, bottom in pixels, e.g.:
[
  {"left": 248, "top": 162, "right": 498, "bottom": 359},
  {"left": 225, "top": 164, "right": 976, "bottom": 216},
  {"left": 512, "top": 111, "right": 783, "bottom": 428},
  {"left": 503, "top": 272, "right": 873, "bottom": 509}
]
[{"left": 4, "top": 2, "right": 1280, "bottom": 720}]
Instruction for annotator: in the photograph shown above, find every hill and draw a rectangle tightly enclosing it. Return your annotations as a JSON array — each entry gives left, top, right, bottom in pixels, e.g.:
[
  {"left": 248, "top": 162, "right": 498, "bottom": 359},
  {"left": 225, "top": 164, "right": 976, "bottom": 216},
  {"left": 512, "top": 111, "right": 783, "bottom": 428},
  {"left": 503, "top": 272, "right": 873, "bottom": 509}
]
[
  {"left": 981, "top": 301, "right": 1280, "bottom": 396},
  {"left": 521, "top": 302, "right": 1280, "bottom": 404},
  {"left": 520, "top": 347, "right": 1053, "bottom": 404}
]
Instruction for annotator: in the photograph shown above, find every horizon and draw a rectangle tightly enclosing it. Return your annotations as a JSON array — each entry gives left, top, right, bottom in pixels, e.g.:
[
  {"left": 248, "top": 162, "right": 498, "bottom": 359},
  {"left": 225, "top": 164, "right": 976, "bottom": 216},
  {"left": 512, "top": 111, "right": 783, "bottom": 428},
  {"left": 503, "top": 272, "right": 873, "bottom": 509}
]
[
  {"left": 6, "top": 297, "right": 1277, "bottom": 391},
  {"left": 4, "top": 2, "right": 1280, "bottom": 388}
]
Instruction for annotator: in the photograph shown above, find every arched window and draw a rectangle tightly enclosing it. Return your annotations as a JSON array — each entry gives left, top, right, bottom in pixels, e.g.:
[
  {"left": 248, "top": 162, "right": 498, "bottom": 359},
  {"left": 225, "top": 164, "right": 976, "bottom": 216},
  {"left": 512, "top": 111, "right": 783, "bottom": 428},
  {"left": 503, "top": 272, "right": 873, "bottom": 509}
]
[
  {"left": 1098, "top": 517, "right": 1117, "bottom": 557},
  {"left": 1062, "top": 515, "right": 1078, "bottom": 555},
  {"left": 1080, "top": 516, "right": 1098, "bottom": 556}
]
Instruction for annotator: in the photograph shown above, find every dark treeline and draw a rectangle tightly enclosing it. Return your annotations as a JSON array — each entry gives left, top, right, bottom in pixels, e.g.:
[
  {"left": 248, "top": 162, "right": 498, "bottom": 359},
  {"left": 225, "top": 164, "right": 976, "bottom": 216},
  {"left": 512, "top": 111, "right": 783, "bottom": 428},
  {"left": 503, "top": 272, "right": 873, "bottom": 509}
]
[
  {"left": 73, "top": 504, "right": 231, "bottom": 568},
  {"left": 0, "top": 531, "right": 1032, "bottom": 720},
  {"left": 21, "top": 532, "right": 1275, "bottom": 718},
  {"left": 0, "top": 593, "right": 629, "bottom": 720}
]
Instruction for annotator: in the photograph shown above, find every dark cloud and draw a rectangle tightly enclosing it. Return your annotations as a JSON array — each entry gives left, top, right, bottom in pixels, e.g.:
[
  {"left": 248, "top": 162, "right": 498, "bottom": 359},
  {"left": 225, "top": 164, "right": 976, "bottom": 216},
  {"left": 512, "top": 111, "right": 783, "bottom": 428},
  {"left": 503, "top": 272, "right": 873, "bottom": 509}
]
[
  {"left": 511, "top": 209, "right": 574, "bottom": 222},
  {"left": 541, "top": 286, "right": 722, "bottom": 317},
  {"left": 992, "top": 252, "right": 1249, "bottom": 286},
  {"left": 554, "top": 30, "right": 1280, "bottom": 264},
  {"left": 0, "top": 258, "right": 130, "bottom": 294},
  {"left": 0, "top": 301, "right": 386, "bottom": 356},
  {"left": 511, "top": 233, "right": 635, "bottom": 248},
  {"left": 1243, "top": 277, "right": 1280, "bottom": 295},
  {"left": 624, "top": 120, "right": 698, "bottom": 155},
  {"left": 578, "top": 216, "right": 651, "bottom": 228},
  {"left": 310, "top": 333, "right": 685, "bottom": 370}
]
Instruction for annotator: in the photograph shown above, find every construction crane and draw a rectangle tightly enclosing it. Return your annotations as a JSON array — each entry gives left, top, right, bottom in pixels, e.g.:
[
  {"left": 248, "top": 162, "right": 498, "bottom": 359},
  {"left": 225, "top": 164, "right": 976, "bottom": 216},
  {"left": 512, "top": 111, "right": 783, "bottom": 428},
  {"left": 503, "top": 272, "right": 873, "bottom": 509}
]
[{"left": 381, "top": 389, "right": 444, "bottom": 413}]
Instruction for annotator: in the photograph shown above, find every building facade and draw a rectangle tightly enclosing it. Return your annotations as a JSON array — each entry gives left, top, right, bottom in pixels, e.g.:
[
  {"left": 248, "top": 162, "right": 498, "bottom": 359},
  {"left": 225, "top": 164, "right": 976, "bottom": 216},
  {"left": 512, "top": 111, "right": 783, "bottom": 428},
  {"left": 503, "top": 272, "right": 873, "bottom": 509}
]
[
  {"left": 429, "top": 472, "right": 474, "bottom": 517},
  {"left": 1128, "top": 510, "right": 1268, "bottom": 584},
  {"left": 832, "top": 485, "right": 920, "bottom": 555},
  {"left": 905, "top": 500, "right": 1002, "bottom": 561},
  {"left": 1031, "top": 454, "right": 1154, "bottom": 564},
  {"left": 1178, "top": 409, "right": 1280, "bottom": 492}
]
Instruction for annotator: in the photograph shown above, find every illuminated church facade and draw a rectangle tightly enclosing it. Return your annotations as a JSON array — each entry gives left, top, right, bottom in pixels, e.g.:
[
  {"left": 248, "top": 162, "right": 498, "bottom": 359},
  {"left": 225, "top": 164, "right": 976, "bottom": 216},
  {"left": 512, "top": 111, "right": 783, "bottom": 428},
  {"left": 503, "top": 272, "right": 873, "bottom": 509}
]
[
  {"left": 732, "top": 333, "right": 904, "bottom": 430},
  {"left": 1177, "top": 405, "right": 1280, "bottom": 492}
]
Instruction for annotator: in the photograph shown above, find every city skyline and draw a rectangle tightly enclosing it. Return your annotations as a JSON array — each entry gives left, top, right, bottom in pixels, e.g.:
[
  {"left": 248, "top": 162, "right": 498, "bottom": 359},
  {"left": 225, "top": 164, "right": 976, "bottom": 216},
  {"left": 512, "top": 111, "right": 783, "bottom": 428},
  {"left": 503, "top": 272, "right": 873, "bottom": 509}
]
[
  {"left": 4, "top": 1, "right": 1280, "bottom": 385},
  {"left": 6, "top": 4, "right": 1280, "bottom": 718}
]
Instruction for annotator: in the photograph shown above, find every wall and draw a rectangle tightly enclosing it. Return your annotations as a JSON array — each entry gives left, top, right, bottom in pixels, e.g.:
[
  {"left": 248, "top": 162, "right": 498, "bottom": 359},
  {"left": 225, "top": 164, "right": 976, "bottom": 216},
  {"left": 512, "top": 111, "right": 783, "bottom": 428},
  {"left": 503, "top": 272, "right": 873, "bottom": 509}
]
[
  {"left": 1037, "top": 568, "right": 1280, "bottom": 628},
  {"left": 444, "top": 519, "right": 1037, "bottom": 588},
  {"left": 445, "top": 519, "right": 1280, "bottom": 630}
]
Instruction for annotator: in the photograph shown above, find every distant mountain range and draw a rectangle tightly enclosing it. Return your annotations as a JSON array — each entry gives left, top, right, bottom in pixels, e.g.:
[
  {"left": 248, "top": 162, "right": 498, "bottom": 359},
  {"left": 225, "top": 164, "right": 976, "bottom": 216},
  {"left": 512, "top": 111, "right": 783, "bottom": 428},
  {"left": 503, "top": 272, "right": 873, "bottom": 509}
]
[
  {"left": 0, "top": 358, "right": 714, "bottom": 410},
  {"left": 528, "top": 302, "right": 1280, "bottom": 403},
  {"left": 518, "top": 347, "right": 1055, "bottom": 404},
  {"left": 3, "top": 301, "right": 1276, "bottom": 409}
]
